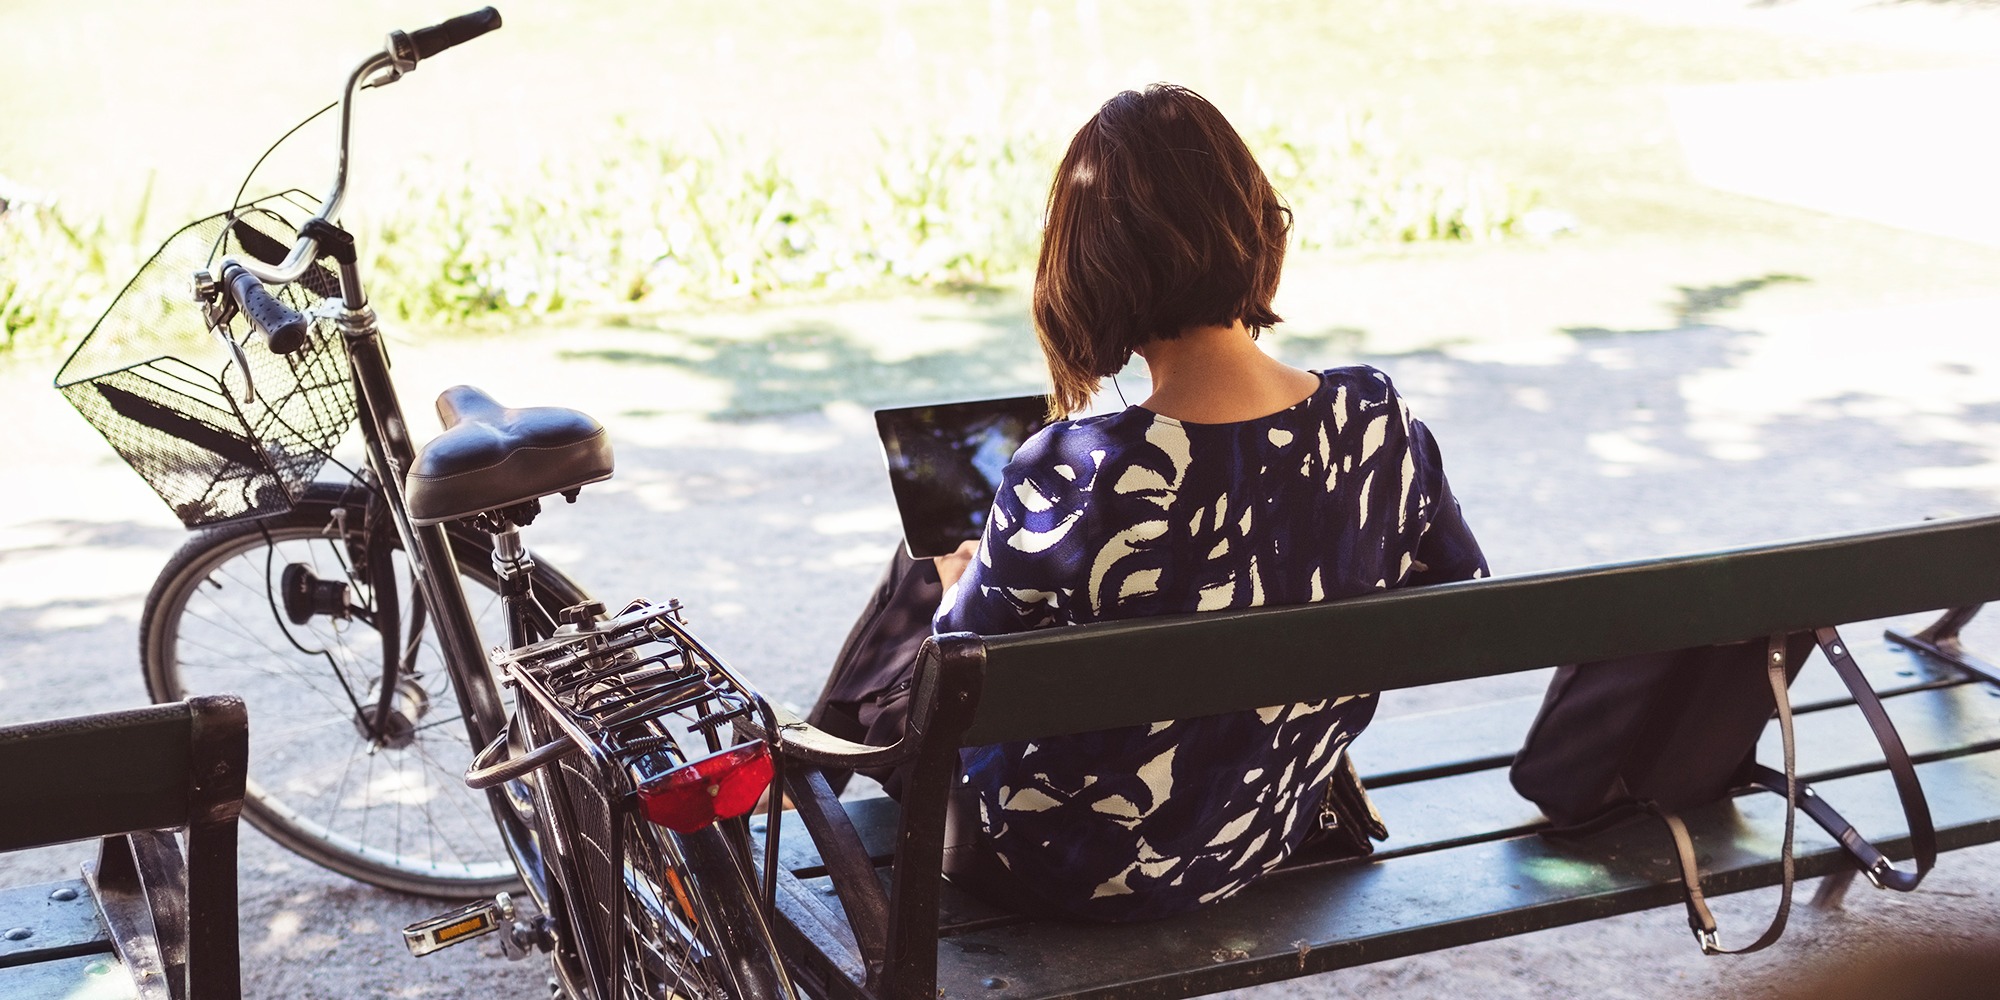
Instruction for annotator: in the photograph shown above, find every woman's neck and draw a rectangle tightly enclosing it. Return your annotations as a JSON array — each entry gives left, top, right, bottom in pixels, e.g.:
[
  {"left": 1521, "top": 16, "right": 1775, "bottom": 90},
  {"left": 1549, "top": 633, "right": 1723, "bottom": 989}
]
[{"left": 1136, "top": 321, "right": 1321, "bottom": 424}]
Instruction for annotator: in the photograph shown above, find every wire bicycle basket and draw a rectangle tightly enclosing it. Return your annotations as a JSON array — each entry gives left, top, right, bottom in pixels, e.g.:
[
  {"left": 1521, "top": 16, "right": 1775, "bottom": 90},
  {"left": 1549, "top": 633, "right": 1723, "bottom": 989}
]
[{"left": 53, "top": 191, "right": 356, "bottom": 528}]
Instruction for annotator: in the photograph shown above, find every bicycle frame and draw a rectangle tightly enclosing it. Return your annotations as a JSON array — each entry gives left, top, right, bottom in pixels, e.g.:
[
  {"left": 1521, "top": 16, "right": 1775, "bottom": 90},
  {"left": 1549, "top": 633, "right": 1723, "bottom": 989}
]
[
  {"left": 198, "top": 27, "right": 804, "bottom": 997},
  {"left": 212, "top": 38, "right": 567, "bottom": 916},
  {"left": 339, "top": 296, "right": 559, "bottom": 909}
]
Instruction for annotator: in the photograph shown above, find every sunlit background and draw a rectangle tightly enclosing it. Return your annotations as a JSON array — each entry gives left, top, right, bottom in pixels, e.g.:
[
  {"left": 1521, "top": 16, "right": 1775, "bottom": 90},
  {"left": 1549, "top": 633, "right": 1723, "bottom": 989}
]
[{"left": 2, "top": 1, "right": 1998, "bottom": 997}]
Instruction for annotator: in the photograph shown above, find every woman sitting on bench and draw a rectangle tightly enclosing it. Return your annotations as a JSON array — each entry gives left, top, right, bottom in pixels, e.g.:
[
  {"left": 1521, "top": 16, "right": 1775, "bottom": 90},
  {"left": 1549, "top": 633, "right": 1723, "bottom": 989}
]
[{"left": 810, "top": 84, "right": 1487, "bottom": 921}]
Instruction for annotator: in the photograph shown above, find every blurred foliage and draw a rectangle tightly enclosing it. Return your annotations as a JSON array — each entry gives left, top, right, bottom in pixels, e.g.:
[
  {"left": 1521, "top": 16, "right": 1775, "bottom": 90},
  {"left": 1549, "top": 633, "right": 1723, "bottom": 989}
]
[
  {"left": 0, "top": 186, "right": 147, "bottom": 357},
  {"left": 5, "top": 123, "right": 1528, "bottom": 353}
]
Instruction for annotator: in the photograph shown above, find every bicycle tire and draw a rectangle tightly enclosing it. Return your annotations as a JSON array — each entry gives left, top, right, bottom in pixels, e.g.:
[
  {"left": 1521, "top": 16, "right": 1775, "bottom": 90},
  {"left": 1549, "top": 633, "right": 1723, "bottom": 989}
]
[
  {"left": 140, "top": 481, "right": 588, "bottom": 897},
  {"left": 621, "top": 816, "right": 792, "bottom": 1000}
]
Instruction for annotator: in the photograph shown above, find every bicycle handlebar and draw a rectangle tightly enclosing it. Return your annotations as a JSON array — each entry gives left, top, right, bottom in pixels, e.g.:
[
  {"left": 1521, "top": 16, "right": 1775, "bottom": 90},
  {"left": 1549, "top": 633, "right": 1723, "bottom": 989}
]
[
  {"left": 410, "top": 7, "right": 503, "bottom": 60},
  {"left": 225, "top": 265, "right": 310, "bottom": 355},
  {"left": 215, "top": 7, "right": 506, "bottom": 290},
  {"left": 204, "top": 8, "right": 507, "bottom": 395}
]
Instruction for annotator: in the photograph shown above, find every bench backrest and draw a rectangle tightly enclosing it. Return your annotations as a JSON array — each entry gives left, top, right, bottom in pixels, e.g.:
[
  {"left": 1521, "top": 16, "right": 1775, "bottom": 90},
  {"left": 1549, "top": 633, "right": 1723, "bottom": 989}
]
[
  {"left": 956, "top": 513, "right": 2000, "bottom": 744},
  {"left": 0, "top": 700, "right": 220, "bottom": 851},
  {"left": 0, "top": 696, "right": 247, "bottom": 1000}
]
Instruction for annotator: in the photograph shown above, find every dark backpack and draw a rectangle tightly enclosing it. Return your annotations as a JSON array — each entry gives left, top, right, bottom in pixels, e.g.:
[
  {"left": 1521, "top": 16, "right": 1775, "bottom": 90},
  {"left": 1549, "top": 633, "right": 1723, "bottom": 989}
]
[{"left": 1509, "top": 629, "right": 1935, "bottom": 954}]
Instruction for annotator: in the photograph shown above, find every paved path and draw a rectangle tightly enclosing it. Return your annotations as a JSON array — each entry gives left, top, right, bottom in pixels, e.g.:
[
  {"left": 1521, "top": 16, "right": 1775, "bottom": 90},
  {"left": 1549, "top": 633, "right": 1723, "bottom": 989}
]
[{"left": 3, "top": 291, "right": 1998, "bottom": 997}]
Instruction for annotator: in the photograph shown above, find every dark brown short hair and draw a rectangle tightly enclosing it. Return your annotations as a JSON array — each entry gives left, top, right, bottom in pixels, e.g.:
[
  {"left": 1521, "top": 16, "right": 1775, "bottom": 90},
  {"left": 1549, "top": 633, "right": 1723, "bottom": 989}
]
[{"left": 1032, "top": 84, "right": 1292, "bottom": 416}]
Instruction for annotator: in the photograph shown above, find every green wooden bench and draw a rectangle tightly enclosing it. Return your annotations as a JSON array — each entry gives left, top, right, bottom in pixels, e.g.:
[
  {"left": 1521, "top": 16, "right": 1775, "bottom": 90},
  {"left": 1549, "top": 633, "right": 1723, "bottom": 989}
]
[
  {"left": 0, "top": 696, "right": 247, "bottom": 1000},
  {"left": 752, "top": 513, "right": 2000, "bottom": 1000}
]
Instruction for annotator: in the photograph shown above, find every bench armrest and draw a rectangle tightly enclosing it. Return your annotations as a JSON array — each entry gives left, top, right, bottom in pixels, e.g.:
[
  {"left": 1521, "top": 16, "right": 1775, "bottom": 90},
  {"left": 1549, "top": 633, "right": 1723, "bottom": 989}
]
[
  {"left": 749, "top": 632, "right": 990, "bottom": 774},
  {"left": 766, "top": 706, "right": 917, "bottom": 770}
]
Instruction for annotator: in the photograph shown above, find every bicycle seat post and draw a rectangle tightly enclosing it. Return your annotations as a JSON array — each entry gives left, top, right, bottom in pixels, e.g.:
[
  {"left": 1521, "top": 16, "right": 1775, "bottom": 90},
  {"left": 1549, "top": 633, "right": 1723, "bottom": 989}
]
[{"left": 466, "top": 501, "right": 549, "bottom": 650}]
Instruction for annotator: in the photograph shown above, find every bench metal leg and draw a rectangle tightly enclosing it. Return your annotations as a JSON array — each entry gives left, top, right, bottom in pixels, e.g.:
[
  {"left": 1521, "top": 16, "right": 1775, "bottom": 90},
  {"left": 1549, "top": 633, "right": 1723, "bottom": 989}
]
[
  {"left": 83, "top": 833, "right": 178, "bottom": 1000},
  {"left": 1811, "top": 868, "right": 1858, "bottom": 910},
  {"left": 1886, "top": 605, "right": 1999, "bottom": 685}
]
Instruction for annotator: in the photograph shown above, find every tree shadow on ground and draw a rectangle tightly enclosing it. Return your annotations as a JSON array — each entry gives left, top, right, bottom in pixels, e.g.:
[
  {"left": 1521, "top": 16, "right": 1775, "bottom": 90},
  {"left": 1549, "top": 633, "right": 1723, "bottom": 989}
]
[
  {"left": 1564, "top": 273, "right": 1810, "bottom": 338},
  {"left": 565, "top": 313, "right": 1048, "bottom": 420},
  {"left": 0, "top": 518, "right": 179, "bottom": 567}
]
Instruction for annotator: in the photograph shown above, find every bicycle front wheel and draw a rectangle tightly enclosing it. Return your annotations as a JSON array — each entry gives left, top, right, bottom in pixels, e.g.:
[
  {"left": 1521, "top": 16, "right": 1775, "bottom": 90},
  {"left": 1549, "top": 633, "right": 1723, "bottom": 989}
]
[{"left": 140, "top": 483, "right": 587, "bottom": 897}]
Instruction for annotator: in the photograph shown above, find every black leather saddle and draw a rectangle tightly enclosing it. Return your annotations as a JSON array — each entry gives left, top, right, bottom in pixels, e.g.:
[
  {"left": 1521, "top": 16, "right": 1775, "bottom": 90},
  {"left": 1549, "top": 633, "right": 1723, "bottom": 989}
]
[{"left": 404, "top": 385, "right": 614, "bottom": 526}]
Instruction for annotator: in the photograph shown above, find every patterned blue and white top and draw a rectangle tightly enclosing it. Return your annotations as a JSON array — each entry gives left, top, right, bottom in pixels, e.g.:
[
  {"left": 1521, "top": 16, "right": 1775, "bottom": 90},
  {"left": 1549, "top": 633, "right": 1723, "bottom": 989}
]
[{"left": 934, "top": 366, "right": 1487, "bottom": 921}]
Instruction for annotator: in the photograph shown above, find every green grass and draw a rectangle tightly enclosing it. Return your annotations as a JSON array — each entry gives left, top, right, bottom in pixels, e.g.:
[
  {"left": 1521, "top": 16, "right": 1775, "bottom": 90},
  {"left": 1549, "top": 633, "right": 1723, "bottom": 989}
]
[
  {"left": 2, "top": 0, "right": 1991, "bottom": 363},
  {"left": 0, "top": 194, "right": 148, "bottom": 357},
  {"left": 3, "top": 117, "right": 1530, "bottom": 354}
]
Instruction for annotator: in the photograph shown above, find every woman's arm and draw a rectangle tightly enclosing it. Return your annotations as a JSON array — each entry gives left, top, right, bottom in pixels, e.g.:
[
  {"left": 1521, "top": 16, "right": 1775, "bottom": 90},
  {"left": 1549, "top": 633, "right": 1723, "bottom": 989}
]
[
  {"left": 933, "top": 539, "right": 979, "bottom": 591},
  {"left": 934, "top": 429, "right": 1098, "bottom": 637},
  {"left": 1406, "top": 419, "right": 1489, "bottom": 586}
]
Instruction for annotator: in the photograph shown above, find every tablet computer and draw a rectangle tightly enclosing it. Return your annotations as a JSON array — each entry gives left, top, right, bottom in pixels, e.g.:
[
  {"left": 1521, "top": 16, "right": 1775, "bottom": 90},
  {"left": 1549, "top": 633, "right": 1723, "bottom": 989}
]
[{"left": 875, "top": 394, "right": 1052, "bottom": 560}]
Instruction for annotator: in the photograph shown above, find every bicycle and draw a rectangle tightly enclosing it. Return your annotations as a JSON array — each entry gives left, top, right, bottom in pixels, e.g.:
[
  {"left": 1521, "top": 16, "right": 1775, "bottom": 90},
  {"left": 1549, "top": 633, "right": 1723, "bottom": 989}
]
[{"left": 55, "top": 10, "right": 804, "bottom": 998}]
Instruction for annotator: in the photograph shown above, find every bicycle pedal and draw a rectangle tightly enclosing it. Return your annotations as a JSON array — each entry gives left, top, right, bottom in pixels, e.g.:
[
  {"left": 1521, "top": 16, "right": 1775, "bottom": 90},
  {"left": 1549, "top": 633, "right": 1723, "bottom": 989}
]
[{"left": 403, "top": 894, "right": 512, "bottom": 956}]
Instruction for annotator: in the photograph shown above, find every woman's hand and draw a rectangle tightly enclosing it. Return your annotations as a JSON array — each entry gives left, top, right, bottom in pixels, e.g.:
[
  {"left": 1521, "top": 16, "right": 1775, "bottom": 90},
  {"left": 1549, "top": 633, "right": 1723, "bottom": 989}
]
[{"left": 933, "top": 539, "right": 980, "bottom": 592}]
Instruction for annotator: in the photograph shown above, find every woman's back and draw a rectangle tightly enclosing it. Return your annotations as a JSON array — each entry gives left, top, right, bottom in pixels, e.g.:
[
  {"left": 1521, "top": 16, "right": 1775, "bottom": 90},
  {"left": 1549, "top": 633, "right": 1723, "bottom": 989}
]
[
  {"left": 809, "top": 83, "right": 1488, "bottom": 922},
  {"left": 938, "top": 365, "right": 1485, "bottom": 920}
]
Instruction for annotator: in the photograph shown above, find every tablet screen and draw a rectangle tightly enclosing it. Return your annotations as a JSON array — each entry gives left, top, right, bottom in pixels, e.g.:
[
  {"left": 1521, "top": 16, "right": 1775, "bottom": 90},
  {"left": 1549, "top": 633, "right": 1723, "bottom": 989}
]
[{"left": 875, "top": 395, "right": 1052, "bottom": 560}]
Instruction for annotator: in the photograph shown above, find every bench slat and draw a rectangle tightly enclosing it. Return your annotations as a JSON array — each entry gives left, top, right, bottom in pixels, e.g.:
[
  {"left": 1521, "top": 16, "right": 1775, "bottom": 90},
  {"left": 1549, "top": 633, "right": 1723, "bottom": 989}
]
[
  {"left": 775, "top": 679, "right": 2000, "bottom": 956},
  {"left": 963, "top": 515, "right": 2000, "bottom": 744},
  {"left": 928, "top": 748, "right": 2000, "bottom": 1000},
  {"left": 1360, "top": 623, "right": 1959, "bottom": 783},
  {"left": 0, "top": 952, "right": 137, "bottom": 1000},
  {"left": 0, "top": 880, "right": 109, "bottom": 970},
  {"left": 1364, "top": 679, "right": 2000, "bottom": 857},
  {"left": 768, "top": 656, "right": 1985, "bottom": 882}
]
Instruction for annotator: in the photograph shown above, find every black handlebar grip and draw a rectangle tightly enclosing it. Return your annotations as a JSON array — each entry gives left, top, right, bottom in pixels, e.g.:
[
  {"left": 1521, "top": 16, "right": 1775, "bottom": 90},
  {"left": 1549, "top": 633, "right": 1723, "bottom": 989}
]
[
  {"left": 228, "top": 268, "right": 310, "bottom": 355},
  {"left": 409, "top": 7, "right": 503, "bottom": 60}
]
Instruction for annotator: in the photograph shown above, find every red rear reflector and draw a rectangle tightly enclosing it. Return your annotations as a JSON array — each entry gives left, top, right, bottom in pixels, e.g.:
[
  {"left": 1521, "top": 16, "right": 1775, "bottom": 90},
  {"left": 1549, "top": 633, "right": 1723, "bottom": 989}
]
[{"left": 637, "top": 743, "right": 774, "bottom": 833}]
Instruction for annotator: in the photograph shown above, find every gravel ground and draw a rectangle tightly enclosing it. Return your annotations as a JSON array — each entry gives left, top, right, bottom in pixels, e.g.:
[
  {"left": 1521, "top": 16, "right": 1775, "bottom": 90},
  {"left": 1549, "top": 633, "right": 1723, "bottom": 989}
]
[{"left": 2, "top": 286, "right": 1997, "bottom": 997}]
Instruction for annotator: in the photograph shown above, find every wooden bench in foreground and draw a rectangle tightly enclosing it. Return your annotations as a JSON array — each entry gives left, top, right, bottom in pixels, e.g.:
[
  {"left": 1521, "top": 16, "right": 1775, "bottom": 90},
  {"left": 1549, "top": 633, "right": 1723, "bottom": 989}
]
[
  {"left": 0, "top": 696, "right": 247, "bottom": 1000},
  {"left": 752, "top": 513, "right": 2000, "bottom": 1000}
]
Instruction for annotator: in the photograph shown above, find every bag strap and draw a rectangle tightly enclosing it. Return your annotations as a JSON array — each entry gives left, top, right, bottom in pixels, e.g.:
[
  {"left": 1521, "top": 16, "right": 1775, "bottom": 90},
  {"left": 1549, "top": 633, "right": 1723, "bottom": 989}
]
[
  {"left": 1659, "top": 626, "right": 1940, "bottom": 954},
  {"left": 1783, "top": 626, "right": 1935, "bottom": 891},
  {"left": 1656, "top": 632, "right": 1799, "bottom": 955}
]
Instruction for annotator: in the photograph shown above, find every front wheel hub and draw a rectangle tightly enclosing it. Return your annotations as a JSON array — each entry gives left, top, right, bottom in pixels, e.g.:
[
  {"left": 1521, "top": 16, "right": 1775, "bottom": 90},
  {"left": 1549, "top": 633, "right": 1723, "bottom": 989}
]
[{"left": 356, "top": 677, "right": 430, "bottom": 749}]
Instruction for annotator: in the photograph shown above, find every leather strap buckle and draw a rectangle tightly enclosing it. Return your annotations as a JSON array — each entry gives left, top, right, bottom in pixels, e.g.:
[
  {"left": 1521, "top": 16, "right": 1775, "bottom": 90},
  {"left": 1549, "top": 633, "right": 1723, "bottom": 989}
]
[
  {"left": 1695, "top": 928, "right": 1721, "bottom": 955},
  {"left": 1863, "top": 858, "right": 1892, "bottom": 890}
]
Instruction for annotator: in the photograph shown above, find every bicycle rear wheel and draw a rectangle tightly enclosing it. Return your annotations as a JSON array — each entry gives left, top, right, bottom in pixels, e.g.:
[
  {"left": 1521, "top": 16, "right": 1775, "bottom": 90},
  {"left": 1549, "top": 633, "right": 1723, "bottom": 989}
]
[
  {"left": 140, "top": 482, "right": 587, "bottom": 897},
  {"left": 621, "top": 816, "right": 792, "bottom": 1000},
  {"left": 507, "top": 600, "right": 793, "bottom": 1000}
]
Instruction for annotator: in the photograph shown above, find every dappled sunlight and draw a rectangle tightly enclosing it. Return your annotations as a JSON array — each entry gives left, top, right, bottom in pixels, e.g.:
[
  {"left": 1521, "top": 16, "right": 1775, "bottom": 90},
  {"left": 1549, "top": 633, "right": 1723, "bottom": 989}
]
[
  {"left": 816, "top": 544, "right": 901, "bottom": 571},
  {"left": 589, "top": 473, "right": 692, "bottom": 516},
  {"left": 690, "top": 555, "right": 746, "bottom": 597},
  {"left": 1442, "top": 333, "right": 1582, "bottom": 367},
  {"left": 1678, "top": 299, "right": 2000, "bottom": 494},
  {"left": 31, "top": 601, "right": 137, "bottom": 631},
  {"left": 1585, "top": 428, "right": 1684, "bottom": 477},
  {"left": 554, "top": 294, "right": 1045, "bottom": 420},
  {"left": 727, "top": 423, "right": 847, "bottom": 456},
  {"left": 810, "top": 506, "right": 899, "bottom": 537},
  {"left": 0, "top": 538, "right": 159, "bottom": 611},
  {"left": 1516, "top": 855, "right": 1618, "bottom": 893},
  {"left": 1511, "top": 386, "right": 1553, "bottom": 413},
  {"left": 259, "top": 909, "right": 304, "bottom": 950},
  {"left": 355, "top": 769, "right": 443, "bottom": 809}
]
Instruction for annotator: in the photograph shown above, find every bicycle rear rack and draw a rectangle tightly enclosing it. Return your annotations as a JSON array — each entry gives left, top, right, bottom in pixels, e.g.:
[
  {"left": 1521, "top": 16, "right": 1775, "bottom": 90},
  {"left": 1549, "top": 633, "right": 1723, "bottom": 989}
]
[{"left": 481, "top": 600, "right": 788, "bottom": 996}]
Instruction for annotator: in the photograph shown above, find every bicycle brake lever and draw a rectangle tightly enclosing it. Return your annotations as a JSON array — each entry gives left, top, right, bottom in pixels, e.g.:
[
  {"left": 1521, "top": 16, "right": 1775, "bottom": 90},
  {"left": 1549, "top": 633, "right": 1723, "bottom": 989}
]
[
  {"left": 194, "top": 269, "right": 256, "bottom": 404},
  {"left": 363, "top": 31, "right": 420, "bottom": 89},
  {"left": 213, "top": 326, "right": 256, "bottom": 404}
]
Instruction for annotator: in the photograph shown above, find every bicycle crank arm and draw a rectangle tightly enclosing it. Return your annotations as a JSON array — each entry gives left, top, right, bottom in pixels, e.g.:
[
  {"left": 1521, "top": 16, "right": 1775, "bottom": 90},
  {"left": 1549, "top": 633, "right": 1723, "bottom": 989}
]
[{"left": 403, "top": 892, "right": 550, "bottom": 959}]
